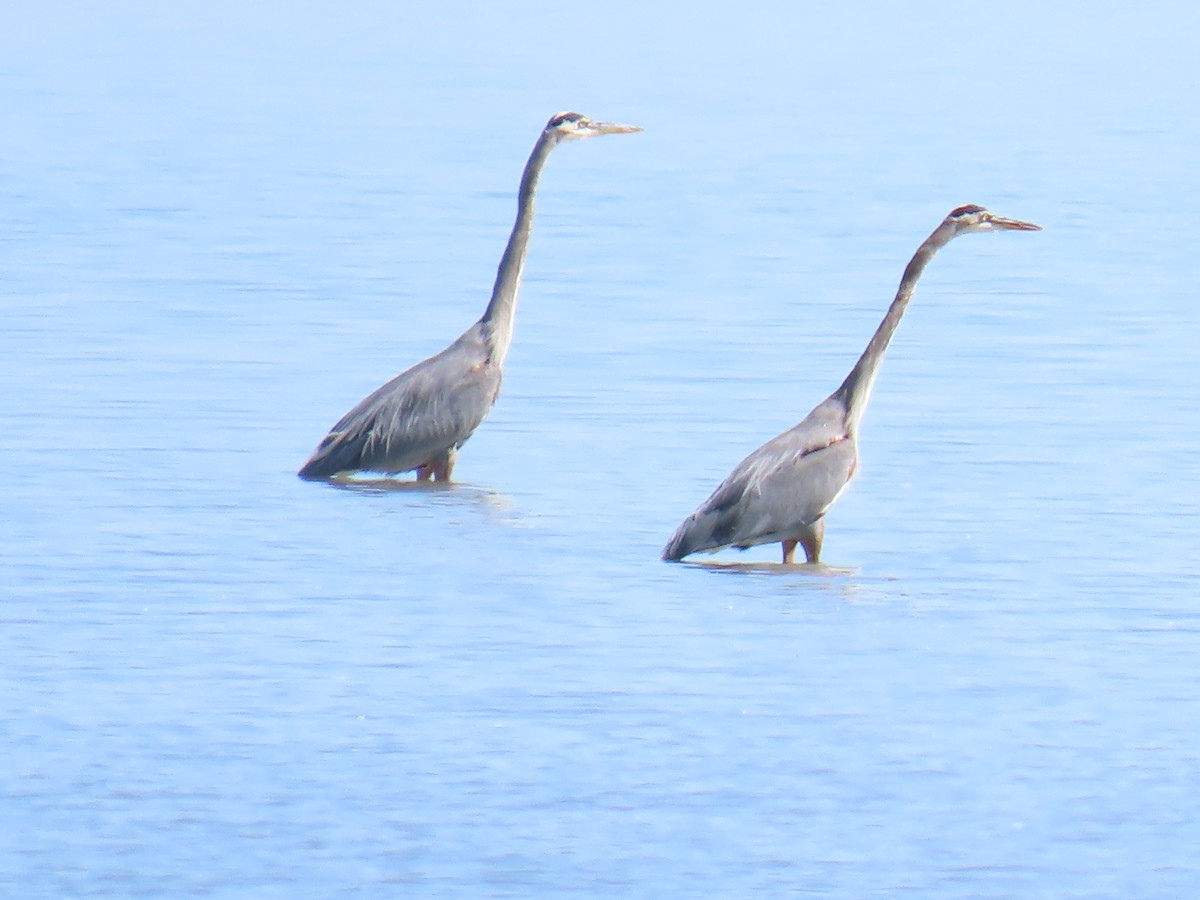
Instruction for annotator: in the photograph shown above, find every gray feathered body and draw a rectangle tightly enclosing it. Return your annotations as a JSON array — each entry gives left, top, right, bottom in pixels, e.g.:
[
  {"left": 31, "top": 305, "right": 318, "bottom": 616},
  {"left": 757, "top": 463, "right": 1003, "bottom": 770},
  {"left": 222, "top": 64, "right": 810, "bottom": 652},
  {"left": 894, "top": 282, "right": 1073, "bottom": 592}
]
[
  {"left": 662, "top": 397, "right": 857, "bottom": 560},
  {"left": 298, "top": 322, "right": 500, "bottom": 480}
]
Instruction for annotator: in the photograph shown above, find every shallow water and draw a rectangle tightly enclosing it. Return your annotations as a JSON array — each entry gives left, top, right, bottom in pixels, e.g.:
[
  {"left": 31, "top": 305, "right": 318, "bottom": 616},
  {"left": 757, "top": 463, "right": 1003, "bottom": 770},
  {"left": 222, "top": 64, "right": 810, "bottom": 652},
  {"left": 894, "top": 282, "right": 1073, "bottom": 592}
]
[{"left": 4, "top": 1, "right": 1200, "bottom": 896}]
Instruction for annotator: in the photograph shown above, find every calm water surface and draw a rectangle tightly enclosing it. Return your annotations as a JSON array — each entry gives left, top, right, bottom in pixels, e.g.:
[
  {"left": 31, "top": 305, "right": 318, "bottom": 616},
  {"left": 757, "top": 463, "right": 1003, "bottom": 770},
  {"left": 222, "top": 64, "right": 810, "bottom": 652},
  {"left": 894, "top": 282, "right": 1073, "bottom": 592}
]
[{"left": 4, "top": 2, "right": 1200, "bottom": 896}]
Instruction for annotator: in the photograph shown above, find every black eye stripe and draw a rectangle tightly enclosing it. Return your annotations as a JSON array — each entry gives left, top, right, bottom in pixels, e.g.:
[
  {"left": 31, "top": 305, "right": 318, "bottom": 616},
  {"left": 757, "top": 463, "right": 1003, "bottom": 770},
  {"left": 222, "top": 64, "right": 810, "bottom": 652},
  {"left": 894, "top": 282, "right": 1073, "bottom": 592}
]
[
  {"left": 549, "top": 112, "right": 585, "bottom": 128},
  {"left": 950, "top": 204, "right": 985, "bottom": 218}
]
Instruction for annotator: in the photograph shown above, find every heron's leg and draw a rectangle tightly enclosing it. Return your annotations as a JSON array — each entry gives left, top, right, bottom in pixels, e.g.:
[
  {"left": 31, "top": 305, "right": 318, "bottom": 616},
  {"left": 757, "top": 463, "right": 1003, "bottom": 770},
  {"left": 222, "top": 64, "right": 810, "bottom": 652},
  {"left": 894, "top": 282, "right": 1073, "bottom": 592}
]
[
  {"left": 798, "top": 519, "right": 824, "bottom": 564},
  {"left": 415, "top": 465, "right": 434, "bottom": 481},
  {"left": 782, "top": 540, "right": 798, "bottom": 565},
  {"left": 430, "top": 447, "right": 457, "bottom": 483}
]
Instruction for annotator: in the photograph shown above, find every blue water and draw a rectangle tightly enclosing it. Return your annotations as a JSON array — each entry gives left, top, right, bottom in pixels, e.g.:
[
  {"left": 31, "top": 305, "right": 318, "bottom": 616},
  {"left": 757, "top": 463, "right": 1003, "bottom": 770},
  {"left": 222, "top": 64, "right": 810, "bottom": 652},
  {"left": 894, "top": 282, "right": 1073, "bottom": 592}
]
[{"left": 4, "top": 1, "right": 1200, "bottom": 896}]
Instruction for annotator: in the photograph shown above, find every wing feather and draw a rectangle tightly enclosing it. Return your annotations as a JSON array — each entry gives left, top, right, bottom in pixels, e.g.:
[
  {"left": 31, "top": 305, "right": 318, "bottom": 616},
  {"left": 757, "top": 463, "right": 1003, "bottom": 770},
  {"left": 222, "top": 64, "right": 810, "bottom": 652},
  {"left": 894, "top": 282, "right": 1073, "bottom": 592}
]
[{"left": 299, "top": 325, "right": 501, "bottom": 479}]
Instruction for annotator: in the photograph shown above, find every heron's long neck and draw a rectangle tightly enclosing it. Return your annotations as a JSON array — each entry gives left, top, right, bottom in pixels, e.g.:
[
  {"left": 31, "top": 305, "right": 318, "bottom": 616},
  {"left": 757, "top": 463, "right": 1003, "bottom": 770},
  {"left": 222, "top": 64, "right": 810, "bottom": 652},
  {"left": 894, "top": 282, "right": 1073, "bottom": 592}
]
[
  {"left": 832, "top": 225, "right": 954, "bottom": 433},
  {"left": 480, "top": 133, "right": 556, "bottom": 367}
]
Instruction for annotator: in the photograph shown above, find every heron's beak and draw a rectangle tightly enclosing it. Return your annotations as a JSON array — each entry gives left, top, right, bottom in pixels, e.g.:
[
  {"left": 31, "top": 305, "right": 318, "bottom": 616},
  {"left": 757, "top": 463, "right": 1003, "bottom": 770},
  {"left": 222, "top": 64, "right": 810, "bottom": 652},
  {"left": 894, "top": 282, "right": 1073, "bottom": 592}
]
[
  {"left": 592, "top": 121, "right": 643, "bottom": 135},
  {"left": 987, "top": 214, "right": 1042, "bottom": 231}
]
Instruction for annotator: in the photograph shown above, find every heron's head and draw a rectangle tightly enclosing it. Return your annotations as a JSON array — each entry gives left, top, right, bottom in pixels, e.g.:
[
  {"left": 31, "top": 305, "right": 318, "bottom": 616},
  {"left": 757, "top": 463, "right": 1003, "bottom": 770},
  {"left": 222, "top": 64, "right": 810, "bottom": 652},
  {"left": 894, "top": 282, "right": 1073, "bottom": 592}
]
[
  {"left": 943, "top": 204, "right": 1042, "bottom": 235},
  {"left": 544, "top": 111, "right": 643, "bottom": 143}
]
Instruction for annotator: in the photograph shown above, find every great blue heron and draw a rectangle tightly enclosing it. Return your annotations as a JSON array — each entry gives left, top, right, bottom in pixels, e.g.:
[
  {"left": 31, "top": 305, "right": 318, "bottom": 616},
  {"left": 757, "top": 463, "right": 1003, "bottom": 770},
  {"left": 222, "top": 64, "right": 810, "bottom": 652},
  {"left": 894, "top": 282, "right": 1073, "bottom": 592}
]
[
  {"left": 299, "top": 112, "right": 642, "bottom": 482},
  {"left": 663, "top": 204, "right": 1041, "bottom": 565}
]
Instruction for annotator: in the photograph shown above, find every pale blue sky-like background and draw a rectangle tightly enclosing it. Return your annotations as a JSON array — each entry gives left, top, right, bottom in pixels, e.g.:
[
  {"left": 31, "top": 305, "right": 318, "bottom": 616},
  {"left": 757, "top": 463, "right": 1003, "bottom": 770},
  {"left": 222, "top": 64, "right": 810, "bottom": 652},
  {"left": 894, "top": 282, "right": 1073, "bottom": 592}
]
[{"left": 3, "top": 3, "right": 1200, "bottom": 896}]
